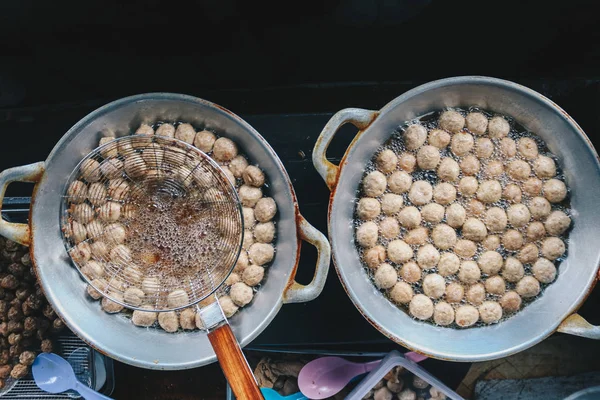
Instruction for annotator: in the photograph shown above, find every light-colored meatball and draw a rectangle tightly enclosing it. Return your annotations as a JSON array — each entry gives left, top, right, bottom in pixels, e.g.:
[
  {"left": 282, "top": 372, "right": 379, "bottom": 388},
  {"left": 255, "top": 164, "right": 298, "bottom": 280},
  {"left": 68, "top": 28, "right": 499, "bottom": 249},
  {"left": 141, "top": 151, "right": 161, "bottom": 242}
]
[
  {"left": 404, "top": 124, "right": 428, "bottom": 150},
  {"left": 477, "top": 180, "right": 502, "bottom": 203},
  {"left": 409, "top": 294, "right": 434, "bottom": 320},
  {"left": 454, "top": 239, "right": 477, "bottom": 258},
  {"left": 230, "top": 282, "right": 254, "bottom": 306},
  {"left": 476, "top": 137, "right": 494, "bottom": 159},
  {"left": 167, "top": 290, "right": 190, "bottom": 308},
  {"left": 374, "top": 263, "right": 397, "bottom": 289},
  {"left": 455, "top": 305, "right": 479, "bottom": 327},
  {"left": 387, "top": 240, "right": 413, "bottom": 264},
  {"left": 468, "top": 198, "right": 486, "bottom": 216},
  {"left": 398, "top": 153, "right": 417, "bottom": 172},
  {"left": 405, "top": 227, "right": 429, "bottom": 245},
  {"left": 516, "top": 276, "right": 541, "bottom": 298},
  {"left": 87, "top": 278, "right": 107, "bottom": 300},
  {"left": 451, "top": 132, "right": 474, "bottom": 156},
  {"left": 81, "top": 159, "right": 102, "bottom": 183},
  {"left": 459, "top": 155, "right": 480, "bottom": 176},
  {"left": 503, "top": 229, "right": 524, "bottom": 250},
  {"left": 423, "top": 274, "right": 445, "bottom": 298},
  {"left": 229, "top": 156, "right": 249, "bottom": 178},
  {"left": 499, "top": 138, "right": 517, "bottom": 158},
  {"left": 141, "top": 276, "right": 160, "bottom": 296},
  {"left": 526, "top": 221, "right": 546, "bottom": 242},
  {"left": 502, "top": 257, "right": 525, "bottom": 282},
  {"left": 123, "top": 155, "right": 147, "bottom": 178},
  {"left": 437, "top": 158, "right": 460, "bottom": 182},
  {"left": 533, "top": 155, "right": 556, "bottom": 178},
  {"left": 439, "top": 110, "right": 465, "bottom": 133},
  {"left": 99, "top": 136, "right": 118, "bottom": 157},
  {"left": 72, "top": 203, "right": 94, "bottom": 224},
  {"left": 155, "top": 123, "right": 175, "bottom": 138},
  {"left": 68, "top": 180, "right": 88, "bottom": 203},
  {"left": 242, "top": 165, "right": 265, "bottom": 188},
  {"left": 545, "top": 211, "right": 571, "bottom": 236},
  {"left": 248, "top": 243, "right": 275, "bottom": 265},
  {"left": 389, "top": 282, "right": 413, "bottom": 304},
  {"left": 543, "top": 179, "right": 567, "bottom": 203},
  {"left": 459, "top": 261, "right": 481, "bottom": 284},
  {"left": 81, "top": 260, "right": 104, "bottom": 279},
  {"left": 135, "top": 123, "right": 154, "bottom": 136},
  {"left": 500, "top": 291, "right": 522, "bottom": 313},
  {"left": 101, "top": 294, "right": 124, "bottom": 314},
  {"left": 518, "top": 137, "right": 539, "bottom": 160},
  {"left": 242, "top": 207, "right": 255, "bottom": 228},
  {"left": 107, "top": 179, "right": 129, "bottom": 201},
  {"left": 243, "top": 264, "right": 265, "bottom": 286},
  {"left": 398, "top": 206, "right": 422, "bottom": 229},
  {"left": 254, "top": 222, "right": 275, "bottom": 243},
  {"left": 100, "top": 159, "right": 123, "bottom": 181},
  {"left": 416, "top": 244, "right": 440, "bottom": 270},
  {"left": 239, "top": 185, "right": 263, "bottom": 207},
  {"left": 438, "top": 252, "right": 460, "bottom": 276},
  {"left": 485, "top": 160, "right": 504, "bottom": 178},
  {"left": 234, "top": 251, "right": 249, "bottom": 273},
  {"left": 376, "top": 149, "right": 398, "bottom": 173},
  {"left": 503, "top": 184, "right": 522, "bottom": 203},
  {"left": 388, "top": 170, "right": 412, "bottom": 194},
  {"left": 432, "top": 183, "right": 456, "bottom": 205},
  {"left": 379, "top": 217, "right": 400, "bottom": 239},
  {"left": 422, "top": 203, "right": 444, "bottom": 223},
  {"left": 541, "top": 237, "right": 565, "bottom": 260},
  {"left": 533, "top": 258, "right": 557, "bottom": 283},
  {"left": 434, "top": 302, "right": 455, "bottom": 326},
  {"left": 507, "top": 160, "right": 531, "bottom": 181},
  {"left": 132, "top": 306, "right": 158, "bottom": 327},
  {"left": 507, "top": 204, "right": 531, "bottom": 228},
  {"left": 98, "top": 202, "right": 121, "bottom": 222},
  {"left": 173, "top": 123, "right": 195, "bottom": 144},
  {"left": 466, "top": 283, "right": 486, "bottom": 305},
  {"left": 445, "top": 203, "right": 466, "bottom": 228},
  {"left": 488, "top": 116, "right": 510, "bottom": 138},
  {"left": 485, "top": 275, "right": 506, "bottom": 295},
  {"left": 158, "top": 311, "right": 180, "bottom": 332},
  {"left": 431, "top": 224, "right": 457, "bottom": 250},
  {"left": 213, "top": 137, "right": 238, "bottom": 161},
  {"left": 529, "top": 196, "right": 552, "bottom": 220},
  {"left": 478, "top": 250, "right": 503, "bottom": 275},
  {"left": 466, "top": 112, "right": 488, "bottom": 135},
  {"left": 110, "top": 244, "right": 131, "bottom": 265},
  {"left": 399, "top": 261, "right": 421, "bottom": 283},
  {"left": 380, "top": 194, "right": 403, "bottom": 215},
  {"left": 457, "top": 177, "right": 478, "bottom": 197},
  {"left": 479, "top": 301, "right": 502, "bottom": 324},
  {"left": 69, "top": 221, "right": 88, "bottom": 244},
  {"left": 428, "top": 129, "right": 451, "bottom": 148},
  {"left": 445, "top": 282, "right": 464, "bottom": 303},
  {"left": 193, "top": 130, "right": 217, "bottom": 153},
  {"left": 363, "top": 171, "right": 387, "bottom": 197},
  {"left": 518, "top": 243, "right": 539, "bottom": 264},
  {"left": 482, "top": 235, "right": 501, "bottom": 251},
  {"left": 485, "top": 207, "right": 508, "bottom": 232},
  {"left": 462, "top": 218, "right": 487, "bottom": 241},
  {"left": 225, "top": 272, "right": 241, "bottom": 286},
  {"left": 179, "top": 308, "right": 196, "bottom": 330},
  {"left": 416, "top": 145, "right": 440, "bottom": 170},
  {"left": 219, "top": 295, "right": 239, "bottom": 318},
  {"left": 124, "top": 288, "right": 145, "bottom": 307},
  {"left": 242, "top": 230, "right": 254, "bottom": 250},
  {"left": 255, "top": 198, "right": 277, "bottom": 222},
  {"left": 408, "top": 181, "right": 433, "bottom": 206},
  {"left": 364, "top": 246, "right": 386, "bottom": 269}
]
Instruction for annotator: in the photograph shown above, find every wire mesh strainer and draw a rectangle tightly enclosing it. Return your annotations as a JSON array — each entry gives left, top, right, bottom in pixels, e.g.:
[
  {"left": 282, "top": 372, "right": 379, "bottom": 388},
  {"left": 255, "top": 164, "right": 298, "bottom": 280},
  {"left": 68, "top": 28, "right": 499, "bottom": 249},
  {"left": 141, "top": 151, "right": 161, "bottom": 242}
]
[{"left": 60, "top": 135, "right": 244, "bottom": 312}]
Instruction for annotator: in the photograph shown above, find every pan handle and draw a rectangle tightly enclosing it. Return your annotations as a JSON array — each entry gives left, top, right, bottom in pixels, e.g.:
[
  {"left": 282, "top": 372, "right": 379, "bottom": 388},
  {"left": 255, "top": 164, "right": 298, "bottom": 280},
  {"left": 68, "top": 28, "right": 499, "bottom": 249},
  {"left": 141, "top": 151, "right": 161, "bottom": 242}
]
[
  {"left": 312, "top": 108, "right": 379, "bottom": 191},
  {"left": 0, "top": 162, "right": 45, "bottom": 246},
  {"left": 557, "top": 313, "right": 600, "bottom": 339},
  {"left": 283, "top": 214, "right": 331, "bottom": 304}
]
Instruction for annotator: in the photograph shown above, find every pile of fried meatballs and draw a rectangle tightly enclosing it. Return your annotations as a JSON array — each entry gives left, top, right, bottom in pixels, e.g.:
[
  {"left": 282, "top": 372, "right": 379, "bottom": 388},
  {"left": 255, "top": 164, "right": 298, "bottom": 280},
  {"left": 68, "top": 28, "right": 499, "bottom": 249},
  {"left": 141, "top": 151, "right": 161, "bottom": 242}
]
[
  {"left": 65, "top": 122, "right": 277, "bottom": 333},
  {"left": 355, "top": 109, "right": 571, "bottom": 327}
]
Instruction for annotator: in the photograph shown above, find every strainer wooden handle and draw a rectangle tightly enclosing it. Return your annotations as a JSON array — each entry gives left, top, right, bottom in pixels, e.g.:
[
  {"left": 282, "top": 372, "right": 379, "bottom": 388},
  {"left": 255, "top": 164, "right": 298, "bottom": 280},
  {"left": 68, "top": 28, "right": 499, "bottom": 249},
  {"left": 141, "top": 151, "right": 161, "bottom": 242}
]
[{"left": 208, "top": 324, "right": 264, "bottom": 400}]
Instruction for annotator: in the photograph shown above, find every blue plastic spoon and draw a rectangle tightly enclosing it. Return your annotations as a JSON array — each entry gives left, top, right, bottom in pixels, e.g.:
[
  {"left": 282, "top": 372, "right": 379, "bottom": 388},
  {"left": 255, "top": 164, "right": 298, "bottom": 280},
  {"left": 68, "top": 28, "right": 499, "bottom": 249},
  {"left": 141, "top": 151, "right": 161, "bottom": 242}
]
[{"left": 261, "top": 388, "right": 307, "bottom": 400}]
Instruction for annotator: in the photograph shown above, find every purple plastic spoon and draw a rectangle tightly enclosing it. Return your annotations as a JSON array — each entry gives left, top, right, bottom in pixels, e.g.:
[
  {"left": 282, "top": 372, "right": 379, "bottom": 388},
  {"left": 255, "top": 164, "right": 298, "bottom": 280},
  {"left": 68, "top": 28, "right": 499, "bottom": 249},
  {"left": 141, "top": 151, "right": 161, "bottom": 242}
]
[{"left": 298, "top": 352, "right": 426, "bottom": 399}]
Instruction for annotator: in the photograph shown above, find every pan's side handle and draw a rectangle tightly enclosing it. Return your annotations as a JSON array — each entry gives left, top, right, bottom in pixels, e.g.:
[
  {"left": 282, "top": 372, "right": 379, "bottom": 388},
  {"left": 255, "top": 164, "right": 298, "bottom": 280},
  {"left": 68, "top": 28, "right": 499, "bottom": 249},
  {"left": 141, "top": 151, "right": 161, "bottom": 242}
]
[
  {"left": 0, "top": 162, "right": 45, "bottom": 246},
  {"left": 283, "top": 214, "right": 331, "bottom": 304},
  {"left": 312, "top": 108, "right": 378, "bottom": 191},
  {"left": 557, "top": 313, "right": 600, "bottom": 339}
]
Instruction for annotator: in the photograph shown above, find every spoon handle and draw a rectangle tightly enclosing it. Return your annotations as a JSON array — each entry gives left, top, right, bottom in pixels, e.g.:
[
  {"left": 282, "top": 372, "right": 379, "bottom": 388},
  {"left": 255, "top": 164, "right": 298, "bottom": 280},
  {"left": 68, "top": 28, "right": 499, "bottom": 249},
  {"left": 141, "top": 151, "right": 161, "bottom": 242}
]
[{"left": 73, "top": 381, "right": 113, "bottom": 400}]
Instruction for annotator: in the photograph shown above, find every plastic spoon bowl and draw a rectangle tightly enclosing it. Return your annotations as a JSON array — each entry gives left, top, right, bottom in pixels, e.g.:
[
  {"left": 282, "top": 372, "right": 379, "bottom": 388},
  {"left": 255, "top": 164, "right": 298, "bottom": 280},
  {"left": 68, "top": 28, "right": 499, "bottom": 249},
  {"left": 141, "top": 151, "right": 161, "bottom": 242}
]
[
  {"left": 32, "top": 353, "right": 112, "bottom": 400},
  {"left": 261, "top": 388, "right": 307, "bottom": 400},
  {"left": 298, "top": 352, "right": 427, "bottom": 399}
]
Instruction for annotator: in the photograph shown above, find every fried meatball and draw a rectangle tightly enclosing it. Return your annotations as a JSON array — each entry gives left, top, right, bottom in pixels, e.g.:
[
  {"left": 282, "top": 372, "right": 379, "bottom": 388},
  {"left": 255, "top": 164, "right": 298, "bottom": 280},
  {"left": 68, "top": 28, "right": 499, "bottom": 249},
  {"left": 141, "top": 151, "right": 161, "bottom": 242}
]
[
  {"left": 98, "top": 201, "right": 121, "bottom": 222},
  {"left": 428, "top": 129, "right": 451, "bottom": 148},
  {"left": 158, "top": 311, "right": 179, "bottom": 333},
  {"left": 507, "top": 160, "right": 531, "bottom": 181},
  {"left": 398, "top": 206, "right": 422, "bottom": 229},
  {"left": 516, "top": 276, "right": 541, "bottom": 298},
  {"left": 543, "top": 179, "right": 567, "bottom": 203},
  {"left": 529, "top": 196, "right": 552, "bottom": 220},
  {"left": 437, "top": 158, "right": 460, "bottom": 182},
  {"left": 482, "top": 235, "right": 501, "bottom": 251},
  {"left": 408, "top": 181, "right": 433, "bottom": 206},
  {"left": 503, "top": 183, "right": 522, "bottom": 203},
  {"left": 388, "top": 240, "right": 413, "bottom": 264},
  {"left": 500, "top": 291, "right": 522, "bottom": 312},
  {"left": 499, "top": 137, "right": 517, "bottom": 158},
  {"left": 502, "top": 257, "right": 525, "bottom": 282},
  {"left": 451, "top": 132, "right": 474, "bottom": 156},
  {"left": 439, "top": 110, "right": 465, "bottom": 133},
  {"left": 388, "top": 170, "right": 412, "bottom": 194},
  {"left": 459, "top": 261, "right": 481, "bottom": 284},
  {"left": 376, "top": 149, "right": 398, "bottom": 173},
  {"left": 379, "top": 217, "right": 400, "bottom": 239},
  {"left": 70, "top": 241, "right": 91, "bottom": 264},
  {"left": 484, "top": 160, "right": 504, "bottom": 178},
  {"left": 101, "top": 294, "right": 124, "bottom": 314},
  {"left": 466, "top": 112, "right": 488, "bottom": 135},
  {"left": 446, "top": 282, "right": 465, "bottom": 303},
  {"left": 409, "top": 294, "right": 434, "bottom": 320},
  {"left": 254, "top": 222, "right": 275, "bottom": 243},
  {"left": 230, "top": 282, "right": 254, "bottom": 307},
  {"left": 238, "top": 185, "right": 263, "bottom": 207},
  {"left": 124, "top": 288, "right": 145, "bottom": 307},
  {"left": 517, "top": 137, "right": 539, "bottom": 160},
  {"left": 86, "top": 220, "right": 104, "bottom": 240},
  {"left": 502, "top": 229, "right": 524, "bottom": 250},
  {"left": 454, "top": 239, "right": 477, "bottom": 258},
  {"left": 455, "top": 305, "right": 479, "bottom": 327},
  {"left": 541, "top": 237, "right": 565, "bottom": 260},
  {"left": 72, "top": 203, "right": 94, "bottom": 224},
  {"left": 468, "top": 198, "right": 486, "bottom": 216},
  {"left": 466, "top": 283, "right": 486, "bottom": 306},
  {"left": 99, "top": 158, "right": 123, "bottom": 182},
  {"left": 526, "top": 221, "right": 546, "bottom": 242},
  {"left": 488, "top": 116, "right": 510, "bottom": 138},
  {"left": 167, "top": 290, "right": 189, "bottom": 309},
  {"left": 445, "top": 203, "right": 466, "bottom": 228},
  {"left": 132, "top": 305, "right": 158, "bottom": 327},
  {"left": 87, "top": 279, "right": 107, "bottom": 300},
  {"left": 416, "top": 244, "right": 440, "bottom": 270},
  {"left": 485, "top": 275, "right": 506, "bottom": 295},
  {"left": 380, "top": 194, "right": 403, "bottom": 215},
  {"left": 404, "top": 124, "right": 428, "bottom": 150},
  {"left": 462, "top": 218, "right": 487, "bottom": 241},
  {"left": 363, "top": 171, "right": 387, "bottom": 197},
  {"left": 154, "top": 123, "right": 175, "bottom": 138},
  {"left": 219, "top": 295, "right": 239, "bottom": 318},
  {"left": 229, "top": 155, "right": 249, "bottom": 178},
  {"left": 255, "top": 198, "right": 277, "bottom": 222},
  {"left": 533, "top": 155, "right": 556, "bottom": 178},
  {"left": 438, "top": 252, "right": 460, "bottom": 276},
  {"left": 432, "top": 183, "right": 456, "bottom": 205},
  {"left": 417, "top": 145, "right": 441, "bottom": 170},
  {"left": 507, "top": 204, "right": 531, "bottom": 228},
  {"left": 192, "top": 130, "right": 216, "bottom": 153},
  {"left": 390, "top": 282, "right": 413, "bottom": 304},
  {"left": 423, "top": 274, "right": 445, "bottom": 299},
  {"left": 374, "top": 264, "right": 397, "bottom": 289},
  {"left": 398, "top": 153, "right": 417, "bottom": 172},
  {"left": 458, "top": 176, "right": 478, "bottom": 197},
  {"left": 420, "top": 203, "right": 443, "bottom": 224},
  {"left": 476, "top": 137, "right": 494, "bottom": 159},
  {"left": 477, "top": 180, "right": 502, "bottom": 203},
  {"left": 485, "top": 207, "right": 508, "bottom": 232},
  {"left": 532, "top": 258, "right": 557, "bottom": 283},
  {"left": 243, "top": 264, "right": 265, "bottom": 286},
  {"left": 431, "top": 224, "right": 457, "bottom": 250},
  {"left": 99, "top": 136, "right": 118, "bottom": 157},
  {"left": 178, "top": 308, "right": 196, "bottom": 330},
  {"left": 405, "top": 227, "right": 429, "bottom": 245},
  {"left": 479, "top": 301, "right": 502, "bottom": 323},
  {"left": 242, "top": 165, "right": 265, "bottom": 187},
  {"left": 213, "top": 137, "right": 238, "bottom": 161},
  {"left": 399, "top": 261, "right": 421, "bottom": 283},
  {"left": 478, "top": 250, "right": 503, "bottom": 275},
  {"left": 81, "top": 159, "right": 101, "bottom": 183},
  {"left": 249, "top": 243, "right": 275, "bottom": 265},
  {"left": 518, "top": 243, "right": 539, "bottom": 264},
  {"left": 522, "top": 178, "right": 542, "bottom": 198},
  {"left": 434, "top": 302, "right": 455, "bottom": 326},
  {"left": 364, "top": 245, "right": 387, "bottom": 269},
  {"left": 68, "top": 180, "right": 88, "bottom": 203},
  {"left": 545, "top": 211, "right": 571, "bottom": 236}
]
